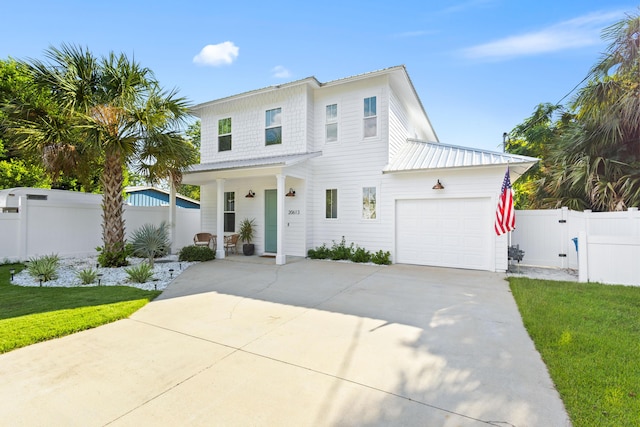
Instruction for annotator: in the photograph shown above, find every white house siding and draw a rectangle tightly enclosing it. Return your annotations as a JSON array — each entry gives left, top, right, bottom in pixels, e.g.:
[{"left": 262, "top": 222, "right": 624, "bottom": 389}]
[
  {"left": 199, "top": 84, "right": 310, "bottom": 164},
  {"left": 200, "top": 183, "right": 217, "bottom": 235},
  {"left": 309, "top": 77, "right": 391, "bottom": 252},
  {"left": 389, "top": 90, "right": 410, "bottom": 159}
]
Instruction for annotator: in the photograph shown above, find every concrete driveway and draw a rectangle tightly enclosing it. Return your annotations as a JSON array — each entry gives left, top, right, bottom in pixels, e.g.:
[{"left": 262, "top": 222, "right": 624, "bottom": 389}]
[{"left": 0, "top": 259, "right": 570, "bottom": 426}]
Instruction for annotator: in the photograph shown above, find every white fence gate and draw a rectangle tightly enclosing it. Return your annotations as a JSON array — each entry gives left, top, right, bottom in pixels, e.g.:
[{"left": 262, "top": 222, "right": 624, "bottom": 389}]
[
  {"left": 0, "top": 198, "right": 201, "bottom": 261},
  {"left": 511, "top": 207, "right": 640, "bottom": 286}
]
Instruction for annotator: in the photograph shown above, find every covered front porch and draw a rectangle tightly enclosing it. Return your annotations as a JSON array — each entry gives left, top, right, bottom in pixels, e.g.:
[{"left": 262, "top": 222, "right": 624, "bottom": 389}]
[{"left": 181, "top": 153, "right": 319, "bottom": 264}]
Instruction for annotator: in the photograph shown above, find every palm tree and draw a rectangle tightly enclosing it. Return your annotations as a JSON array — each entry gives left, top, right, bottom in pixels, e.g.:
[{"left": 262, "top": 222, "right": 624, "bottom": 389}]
[
  {"left": 5, "top": 44, "right": 197, "bottom": 264},
  {"left": 534, "top": 12, "right": 640, "bottom": 211}
]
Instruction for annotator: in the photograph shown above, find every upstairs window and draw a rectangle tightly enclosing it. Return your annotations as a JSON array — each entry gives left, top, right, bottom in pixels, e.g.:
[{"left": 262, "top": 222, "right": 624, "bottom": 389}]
[
  {"left": 224, "top": 191, "right": 235, "bottom": 232},
  {"left": 265, "top": 108, "right": 282, "bottom": 145},
  {"left": 218, "top": 117, "right": 232, "bottom": 151},
  {"left": 326, "top": 104, "right": 337, "bottom": 142},
  {"left": 363, "top": 96, "right": 377, "bottom": 138},
  {"left": 326, "top": 189, "right": 338, "bottom": 219}
]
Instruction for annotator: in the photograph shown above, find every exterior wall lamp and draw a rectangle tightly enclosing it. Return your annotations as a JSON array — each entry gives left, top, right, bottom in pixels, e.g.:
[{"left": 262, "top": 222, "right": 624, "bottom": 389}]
[
  {"left": 245, "top": 190, "right": 255, "bottom": 198},
  {"left": 286, "top": 188, "right": 296, "bottom": 197},
  {"left": 432, "top": 180, "right": 444, "bottom": 190}
]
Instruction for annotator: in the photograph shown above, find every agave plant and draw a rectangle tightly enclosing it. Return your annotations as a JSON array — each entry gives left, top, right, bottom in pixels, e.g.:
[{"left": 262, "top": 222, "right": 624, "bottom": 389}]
[{"left": 130, "top": 222, "right": 170, "bottom": 267}]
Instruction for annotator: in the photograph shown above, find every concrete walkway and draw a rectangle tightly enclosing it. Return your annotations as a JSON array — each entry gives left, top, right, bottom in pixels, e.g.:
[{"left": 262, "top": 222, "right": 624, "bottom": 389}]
[{"left": 0, "top": 259, "right": 570, "bottom": 426}]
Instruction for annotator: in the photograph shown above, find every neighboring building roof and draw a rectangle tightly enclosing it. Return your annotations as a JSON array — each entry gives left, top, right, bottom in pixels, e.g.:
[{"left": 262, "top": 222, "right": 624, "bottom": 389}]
[
  {"left": 125, "top": 186, "right": 200, "bottom": 208},
  {"left": 384, "top": 139, "right": 538, "bottom": 177},
  {"left": 186, "top": 152, "right": 322, "bottom": 174}
]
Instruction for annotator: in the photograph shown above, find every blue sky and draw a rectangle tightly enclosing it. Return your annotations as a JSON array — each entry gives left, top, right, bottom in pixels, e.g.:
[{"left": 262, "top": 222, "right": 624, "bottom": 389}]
[{"left": 1, "top": 1, "right": 636, "bottom": 152}]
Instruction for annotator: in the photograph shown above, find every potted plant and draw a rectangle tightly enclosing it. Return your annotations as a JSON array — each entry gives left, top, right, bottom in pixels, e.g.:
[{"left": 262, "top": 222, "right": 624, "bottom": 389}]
[{"left": 238, "top": 218, "right": 256, "bottom": 256}]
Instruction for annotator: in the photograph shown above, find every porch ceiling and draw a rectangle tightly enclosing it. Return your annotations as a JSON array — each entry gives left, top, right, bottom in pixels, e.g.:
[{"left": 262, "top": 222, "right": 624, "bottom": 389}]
[{"left": 182, "top": 152, "right": 321, "bottom": 185}]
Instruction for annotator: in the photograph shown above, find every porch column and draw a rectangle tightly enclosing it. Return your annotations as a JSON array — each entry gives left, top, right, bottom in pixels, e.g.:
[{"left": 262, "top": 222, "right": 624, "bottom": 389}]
[
  {"left": 276, "top": 174, "right": 286, "bottom": 265},
  {"left": 216, "top": 178, "right": 226, "bottom": 259},
  {"left": 169, "top": 182, "right": 177, "bottom": 254}
]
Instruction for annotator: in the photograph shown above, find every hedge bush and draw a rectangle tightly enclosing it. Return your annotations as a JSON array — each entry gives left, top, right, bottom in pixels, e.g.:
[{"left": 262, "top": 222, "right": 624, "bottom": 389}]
[
  {"left": 178, "top": 245, "right": 215, "bottom": 262},
  {"left": 307, "top": 237, "right": 390, "bottom": 265}
]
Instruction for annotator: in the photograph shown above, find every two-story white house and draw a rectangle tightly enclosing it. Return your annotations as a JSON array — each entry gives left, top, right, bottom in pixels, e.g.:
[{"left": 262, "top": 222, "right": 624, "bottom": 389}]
[{"left": 182, "top": 65, "right": 536, "bottom": 272}]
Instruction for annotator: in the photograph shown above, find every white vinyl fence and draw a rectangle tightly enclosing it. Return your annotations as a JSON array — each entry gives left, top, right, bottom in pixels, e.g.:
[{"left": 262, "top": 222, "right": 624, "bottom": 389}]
[
  {"left": 0, "top": 197, "right": 200, "bottom": 261},
  {"left": 511, "top": 207, "right": 640, "bottom": 286}
]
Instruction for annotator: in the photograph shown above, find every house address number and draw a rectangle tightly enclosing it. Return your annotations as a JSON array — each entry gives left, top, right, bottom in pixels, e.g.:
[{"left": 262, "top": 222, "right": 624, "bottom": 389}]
[{"left": 288, "top": 209, "right": 301, "bottom": 215}]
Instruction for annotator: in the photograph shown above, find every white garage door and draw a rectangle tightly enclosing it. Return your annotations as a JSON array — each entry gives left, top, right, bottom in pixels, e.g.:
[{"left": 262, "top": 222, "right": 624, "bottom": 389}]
[{"left": 396, "top": 198, "right": 492, "bottom": 270}]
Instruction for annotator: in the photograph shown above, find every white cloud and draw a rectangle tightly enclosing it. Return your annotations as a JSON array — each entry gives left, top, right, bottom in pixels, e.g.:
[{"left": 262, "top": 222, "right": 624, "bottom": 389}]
[
  {"left": 271, "top": 65, "right": 291, "bottom": 79},
  {"left": 193, "top": 42, "right": 239, "bottom": 66},
  {"left": 461, "top": 10, "right": 624, "bottom": 60}
]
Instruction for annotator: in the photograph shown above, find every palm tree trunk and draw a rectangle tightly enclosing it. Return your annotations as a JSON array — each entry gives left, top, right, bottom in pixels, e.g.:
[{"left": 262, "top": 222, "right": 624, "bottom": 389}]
[{"left": 101, "top": 151, "right": 126, "bottom": 253}]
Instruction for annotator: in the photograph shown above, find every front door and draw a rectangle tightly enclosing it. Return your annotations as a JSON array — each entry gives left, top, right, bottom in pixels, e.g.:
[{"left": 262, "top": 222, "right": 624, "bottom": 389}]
[{"left": 265, "top": 189, "right": 277, "bottom": 253}]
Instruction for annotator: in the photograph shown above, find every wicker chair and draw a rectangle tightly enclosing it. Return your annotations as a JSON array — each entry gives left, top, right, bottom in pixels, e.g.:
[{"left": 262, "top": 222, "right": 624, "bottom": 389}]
[
  {"left": 224, "top": 234, "right": 239, "bottom": 255},
  {"left": 193, "top": 233, "right": 215, "bottom": 250}
]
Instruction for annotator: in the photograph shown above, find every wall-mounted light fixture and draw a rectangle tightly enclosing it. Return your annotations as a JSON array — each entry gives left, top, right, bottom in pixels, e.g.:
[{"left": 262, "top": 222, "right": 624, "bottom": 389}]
[
  {"left": 245, "top": 190, "right": 255, "bottom": 198},
  {"left": 432, "top": 180, "right": 444, "bottom": 190},
  {"left": 286, "top": 188, "right": 296, "bottom": 197}
]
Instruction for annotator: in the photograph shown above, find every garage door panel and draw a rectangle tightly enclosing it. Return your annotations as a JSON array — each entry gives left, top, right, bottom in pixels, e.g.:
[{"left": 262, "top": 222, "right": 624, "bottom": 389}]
[{"left": 396, "top": 198, "right": 492, "bottom": 270}]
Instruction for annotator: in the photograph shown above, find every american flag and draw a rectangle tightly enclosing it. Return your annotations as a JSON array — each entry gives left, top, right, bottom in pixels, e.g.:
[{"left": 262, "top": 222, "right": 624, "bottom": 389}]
[{"left": 495, "top": 168, "right": 515, "bottom": 236}]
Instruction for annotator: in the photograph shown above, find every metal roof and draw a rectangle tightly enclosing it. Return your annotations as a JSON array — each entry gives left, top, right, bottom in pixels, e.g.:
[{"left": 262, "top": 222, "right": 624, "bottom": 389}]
[
  {"left": 185, "top": 151, "right": 322, "bottom": 174},
  {"left": 384, "top": 139, "right": 538, "bottom": 174}
]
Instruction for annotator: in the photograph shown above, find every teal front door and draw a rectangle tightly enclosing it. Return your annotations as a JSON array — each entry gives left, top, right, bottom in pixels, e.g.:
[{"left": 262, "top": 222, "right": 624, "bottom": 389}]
[{"left": 265, "top": 189, "right": 277, "bottom": 253}]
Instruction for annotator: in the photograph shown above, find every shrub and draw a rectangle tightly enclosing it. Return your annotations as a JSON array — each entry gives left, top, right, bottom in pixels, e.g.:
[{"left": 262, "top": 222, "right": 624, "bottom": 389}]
[
  {"left": 76, "top": 268, "right": 98, "bottom": 285},
  {"left": 124, "top": 262, "right": 154, "bottom": 283},
  {"left": 371, "top": 250, "right": 392, "bottom": 265},
  {"left": 130, "top": 222, "right": 170, "bottom": 267},
  {"left": 330, "top": 236, "right": 354, "bottom": 261},
  {"left": 350, "top": 246, "right": 371, "bottom": 263},
  {"left": 27, "top": 254, "right": 60, "bottom": 282},
  {"left": 178, "top": 245, "right": 215, "bottom": 262},
  {"left": 307, "top": 243, "right": 330, "bottom": 259},
  {"left": 97, "top": 243, "right": 133, "bottom": 268}
]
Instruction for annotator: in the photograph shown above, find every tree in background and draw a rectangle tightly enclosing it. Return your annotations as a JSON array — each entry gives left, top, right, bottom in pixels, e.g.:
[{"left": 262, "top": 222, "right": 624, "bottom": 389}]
[
  {"left": 508, "top": 11, "right": 640, "bottom": 211},
  {"left": 0, "top": 59, "right": 52, "bottom": 189},
  {"left": 177, "top": 120, "right": 200, "bottom": 201},
  {"left": 4, "top": 45, "right": 197, "bottom": 265}
]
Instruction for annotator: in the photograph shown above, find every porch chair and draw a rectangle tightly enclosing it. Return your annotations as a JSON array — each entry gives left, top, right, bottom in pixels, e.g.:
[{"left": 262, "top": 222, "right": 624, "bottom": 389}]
[
  {"left": 194, "top": 233, "right": 215, "bottom": 250},
  {"left": 224, "top": 234, "right": 239, "bottom": 255}
]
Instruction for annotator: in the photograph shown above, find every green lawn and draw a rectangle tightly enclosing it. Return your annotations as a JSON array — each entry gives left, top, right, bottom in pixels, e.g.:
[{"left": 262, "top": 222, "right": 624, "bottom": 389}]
[
  {"left": 509, "top": 277, "right": 640, "bottom": 427},
  {"left": 0, "top": 264, "right": 161, "bottom": 354}
]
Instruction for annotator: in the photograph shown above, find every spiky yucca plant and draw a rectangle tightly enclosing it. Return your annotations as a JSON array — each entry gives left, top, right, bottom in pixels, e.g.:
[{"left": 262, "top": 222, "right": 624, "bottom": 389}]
[{"left": 130, "top": 222, "right": 170, "bottom": 267}]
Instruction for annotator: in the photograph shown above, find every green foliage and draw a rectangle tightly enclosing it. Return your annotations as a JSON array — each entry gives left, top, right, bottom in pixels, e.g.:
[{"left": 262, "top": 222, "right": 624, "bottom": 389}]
[
  {"left": 76, "top": 268, "right": 98, "bottom": 285},
  {"left": 27, "top": 254, "right": 60, "bottom": 282},
  {"left": 178, "top": 245, "right": 215, "bottom": 262},
  {"left": 307, "top": 244, "right": 331, "bottom": 260},
  {"left": 124, "top": 263, "right": 154, "bottom": 284},
  {"left": 330, "top": 236, "right": 354, "bottom": 261},
  {"left": 351, "top": 246, "right": 371, "bottom": 263},
  {"left": 371, "top": 250, "right": 392, "bottom": 265},
  {"left": 130, "top": 222, "right": 170, "bottom": 267},
  {"left": 96, "top": 243, "right": 132, "bottom": 268},
  {"left": 308, "top": 238, "right": 389, "bottom": 264},
  {"left": 510, "top": 277, "right": 640, "bottom": 426},
  {"left": 238, "top": 218, "right": 256, "bottom": 244},
  {"left": 508, "top": 13, "right": 640, "bottom": 211}
]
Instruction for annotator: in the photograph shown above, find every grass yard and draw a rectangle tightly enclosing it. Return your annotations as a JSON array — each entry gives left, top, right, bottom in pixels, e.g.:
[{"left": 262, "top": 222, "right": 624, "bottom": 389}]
[
  {"left": 509, "top": 277, "right": 640, "bottom": 427},
  {"left": 0, "top": 264, "right": 161, "bottom": 354}
]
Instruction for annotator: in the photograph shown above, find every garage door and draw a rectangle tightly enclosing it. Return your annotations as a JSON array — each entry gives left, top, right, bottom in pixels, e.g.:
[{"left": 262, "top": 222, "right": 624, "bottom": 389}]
[{"left": 396, "top": 198, "right": 492, "bottom": 270}]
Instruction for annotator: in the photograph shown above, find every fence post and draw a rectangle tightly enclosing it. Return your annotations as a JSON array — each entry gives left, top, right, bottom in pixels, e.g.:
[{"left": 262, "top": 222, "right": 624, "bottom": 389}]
[
  {"left": 17, "top": 196, "right": 28, "bottom": 260},
  {"left": 578, "top": 231, "right": 588, "bottom": 282}
]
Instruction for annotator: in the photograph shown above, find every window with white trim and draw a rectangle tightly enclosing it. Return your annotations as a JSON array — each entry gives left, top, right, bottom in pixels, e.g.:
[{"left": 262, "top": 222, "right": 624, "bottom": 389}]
[
  {"left": 326, "top": 189, "right": 338, "bottom": 219},
  {"left": 363, "top": 96, "right": 377, "bottom": 138},
  {"left": 265, "top": 108, "right": 282, "bottom": 145},
  {"left": 224, "top": 191, "right": 235, "bottom": 232},
  {"left": 326, "top": 104, "right": 337, "bottom": 142},
  {"left": 218, "top": 117, "right": 232, "bottom": 151},
  {"left": 362, "top": 187, "right": 376, "bottom": 219}
]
